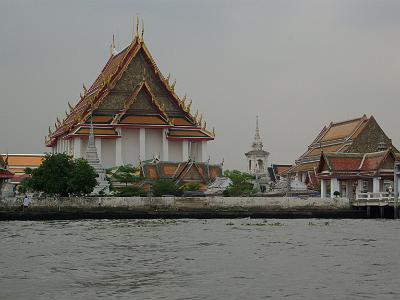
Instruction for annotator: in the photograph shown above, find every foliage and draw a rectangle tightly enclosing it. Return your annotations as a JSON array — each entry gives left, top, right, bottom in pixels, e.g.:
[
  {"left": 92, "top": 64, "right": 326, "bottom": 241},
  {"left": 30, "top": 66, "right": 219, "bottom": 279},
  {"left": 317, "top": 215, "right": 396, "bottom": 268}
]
[
  {"left": 152, "top": 179, "right": 182, "bottom": 197},
  {"left": 114, "top": 186, "right": 145, "bottom": 197},
  {"left": 17, "top": 177, "right": 31, "bottom": 194},
  {"left": 333, "top": 191, "right": 341, "bottom": 197},
  {"left": 179, "top": 182, "right": 201, "bottom": 192},
  {"left": 223, "top": 170, "right": 256, "bottom": 197},
  {"left": 109, "top": 165, "right": 141, "bottom": 187},
  {"left": 25, "top": 153, "right": 97, "bottom": 196},
  {"left": 68, "top": 159, "right": 98, "bottom": 196}
]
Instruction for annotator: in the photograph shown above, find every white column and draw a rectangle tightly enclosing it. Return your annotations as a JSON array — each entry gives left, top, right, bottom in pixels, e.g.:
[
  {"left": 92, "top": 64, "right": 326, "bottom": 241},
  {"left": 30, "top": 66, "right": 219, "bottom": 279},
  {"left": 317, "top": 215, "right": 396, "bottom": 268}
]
[
  {"left": 201, "top": 141, "right": 208, "bottom": 162},
  {"left": 346, "top": 181, "right": 353, "bottom": 199},
  {"left": 321, "top": 179, "right": 327, "bottom": 199},
  {"left": 139, "top": 128, "right": 146, "bottom": 160},
  {"left": 95, "top": 138, "right": 102, "bottom": 162},
  {"left": 115, "top": 129, "right": 123, "bottom": 166},
  {"left": 330, "top": 178, "right": 339, "bottom": 198},
  {"left": 73, "top": 137, "right": 81, "bottom": 158},
  {"left": 373, "top": 177, "right": 380, "bottom": 194},
  {"left": 182, "top": 140, "right": 189, "bottom": 161},
  {"left": 162, "top": 129, "right": 169, "bottom": 161}
]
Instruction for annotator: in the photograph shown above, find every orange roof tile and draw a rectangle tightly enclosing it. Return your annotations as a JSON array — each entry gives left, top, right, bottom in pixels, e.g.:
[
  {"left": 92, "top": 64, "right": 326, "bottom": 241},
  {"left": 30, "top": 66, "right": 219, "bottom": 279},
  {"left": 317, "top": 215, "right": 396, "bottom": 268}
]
[{"left": 2, "top": 155, "right": 44, "bottom": 168}]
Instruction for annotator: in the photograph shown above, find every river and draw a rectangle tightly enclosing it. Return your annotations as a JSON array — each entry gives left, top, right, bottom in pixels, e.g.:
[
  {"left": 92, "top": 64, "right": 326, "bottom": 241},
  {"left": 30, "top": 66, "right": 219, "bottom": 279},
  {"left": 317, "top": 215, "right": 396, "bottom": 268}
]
[{"left": 0, "top": 219, "right": 399, "bottom": 299}]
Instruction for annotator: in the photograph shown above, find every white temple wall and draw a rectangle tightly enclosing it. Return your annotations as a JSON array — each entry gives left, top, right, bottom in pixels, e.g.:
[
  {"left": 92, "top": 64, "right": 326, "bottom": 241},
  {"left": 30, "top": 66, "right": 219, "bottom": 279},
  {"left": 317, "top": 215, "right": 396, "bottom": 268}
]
[
  {"left": 190, "top": 142, "right": 203, "bottom": 162},
  {"left": 101, "top": 139, "right": 116, "bottom": 168},
  {"left": 80, "top": 138, "right": 88, "bottom": 159},
  {"left": 145, "top": 129, "right": 162, "bottom": 160},
  {"left": 122, "top": 128, "right": 140, "bottom": 166},
  {"left": 168, "top": 140, "right": 183, "bottom": 162}
]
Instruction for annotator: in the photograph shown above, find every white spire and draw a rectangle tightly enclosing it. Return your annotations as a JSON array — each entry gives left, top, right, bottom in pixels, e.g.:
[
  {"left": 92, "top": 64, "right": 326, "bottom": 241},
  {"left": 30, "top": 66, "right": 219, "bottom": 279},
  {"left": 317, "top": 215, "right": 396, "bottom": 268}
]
[{"left": 252, "top": 116, "right": 263, "bottom": 150}]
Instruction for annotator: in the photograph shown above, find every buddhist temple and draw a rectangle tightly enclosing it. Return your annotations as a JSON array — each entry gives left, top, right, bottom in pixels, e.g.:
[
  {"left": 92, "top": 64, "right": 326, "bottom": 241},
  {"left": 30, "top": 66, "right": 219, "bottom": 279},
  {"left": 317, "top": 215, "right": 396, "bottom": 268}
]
[
  {"left": 1, "top": 154, "right": 44, "bottom": 184},
  {"left": 46, "top": 19, "right": 215, "bottom": 169},
  {"left": 316, "top": 149, "right": 400, "bottom": 199},
  {"left": 287, "top": 115, "right": 398, "bottom": 190}
]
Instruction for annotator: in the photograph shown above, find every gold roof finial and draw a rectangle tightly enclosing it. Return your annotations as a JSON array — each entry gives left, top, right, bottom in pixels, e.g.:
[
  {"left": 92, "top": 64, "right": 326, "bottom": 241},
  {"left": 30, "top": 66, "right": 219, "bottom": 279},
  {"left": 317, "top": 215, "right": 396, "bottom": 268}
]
[
  {"left": 203, "top": 121, "right": 207, "bottom": 130},
  {"left": 80, "top": 92, "right": 84, "bottom": 100},
  {"left": 54, "top": 122, "right": 58, "bottom": 129},
  {"left": 194, "top": 110, "right": 198, "bottom": 119},
  {"left": 141, "top": 18, "right": 144, "bottom": 40},
  {"left": 48, "top": 126, "right": 52, "bottom": 135},
  {"left": 83, "top": 83, "right": 88, "bottom": 94},
  {"left": 112, "top": 34, "right": 116, "bottom": 49},
  {"left": 135, "top": 16, "right": 139, "bottom": 39},
  {"left": 199, "top": 114, "right": 203, "bottom": 126},
  {"left": 171, "top": 79, "right": 176, "bottom": 91},
  {"left": 187, "top": 99, "right": 192, "bottom": 111},
  {"left": 68, "top": 101, "right": 73, "bottom": 111},
  {"left": 65, "top": 110, "right": 69, "bottom": 117},
  {"left": 182, "top": 94, "right": 187, "bottom": 102},
  {"left": 166, "top": 73, "right": 171, "bottom": 83},
  {"left": 221, "top": 158, "right": 224, "bottom": 166},
  {"left": 212, "top": 127, "right": 215, "bottom": 136},
  {"left": 56, "top": 117, "right": 61, "bottom": 125}
]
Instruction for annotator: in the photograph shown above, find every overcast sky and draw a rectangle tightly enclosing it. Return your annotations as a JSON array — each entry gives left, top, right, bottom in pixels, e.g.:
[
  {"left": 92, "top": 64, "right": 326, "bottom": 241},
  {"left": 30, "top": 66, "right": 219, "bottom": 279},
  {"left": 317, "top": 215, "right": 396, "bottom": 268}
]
[{"left": 1, "top": 0, "right": 399, "bottom": 170}]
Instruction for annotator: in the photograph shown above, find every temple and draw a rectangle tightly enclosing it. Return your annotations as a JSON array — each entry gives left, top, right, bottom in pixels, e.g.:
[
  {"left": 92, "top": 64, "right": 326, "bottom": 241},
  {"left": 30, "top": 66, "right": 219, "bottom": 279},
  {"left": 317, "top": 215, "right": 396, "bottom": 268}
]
[
  {"left": 46, "top": 19, "right": 215, "bottom": 169},
  {"left": 287, "top": 115, "right": 398, "bottom": 190}
]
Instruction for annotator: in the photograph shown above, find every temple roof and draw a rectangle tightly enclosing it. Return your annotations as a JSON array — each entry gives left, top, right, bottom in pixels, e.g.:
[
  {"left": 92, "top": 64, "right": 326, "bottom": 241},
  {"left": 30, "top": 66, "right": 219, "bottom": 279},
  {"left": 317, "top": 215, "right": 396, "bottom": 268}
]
[
  {"left": 46, "top": 25, "right": 214, "bottom": 146},
  {"left": 316, "top": 149, "right": 397, "bottom": 176},
  {"left": 1, "top": 154, "right": 44, "bottom": 174}
]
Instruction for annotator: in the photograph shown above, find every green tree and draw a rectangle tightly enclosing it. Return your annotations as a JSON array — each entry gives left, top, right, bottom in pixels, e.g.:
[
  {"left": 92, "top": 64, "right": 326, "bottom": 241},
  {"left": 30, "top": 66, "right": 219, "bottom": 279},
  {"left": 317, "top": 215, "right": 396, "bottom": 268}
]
[
  {"left": 69, "top": 159, "right": 98, "bottom": 196},
  {"left": 27, "top": 153, "right": 97, "bottom": 196},
  {"left": 152, "top": 179, "right": 182, "bottom": 197},
  {"left": 111, "top": 165, "right": 140, "bottom": 187},
  {"left": 179, "top": 182, "right": 201, "bottom": 192},
  {"left": 223, "top": 170, "right": 256, "bottom": 197}
]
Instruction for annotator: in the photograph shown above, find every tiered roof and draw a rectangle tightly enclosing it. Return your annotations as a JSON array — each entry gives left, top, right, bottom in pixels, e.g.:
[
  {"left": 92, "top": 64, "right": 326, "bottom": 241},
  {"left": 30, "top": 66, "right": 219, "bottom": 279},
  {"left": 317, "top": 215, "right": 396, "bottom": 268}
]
[
  {"left": 141, "top": 160, "right": 222, "bottom": 186},
  {"left": 288, "top": 115, "right": 396, "bottom": 175},
  {"left": 0, "top": 155, "right": 14, "bottom": 180},
  {"left": 46, "top": 22, "right": 214, "bottom": 146},
  {"left": 317, "top": 149, "right": 398, "bottom": 179}
]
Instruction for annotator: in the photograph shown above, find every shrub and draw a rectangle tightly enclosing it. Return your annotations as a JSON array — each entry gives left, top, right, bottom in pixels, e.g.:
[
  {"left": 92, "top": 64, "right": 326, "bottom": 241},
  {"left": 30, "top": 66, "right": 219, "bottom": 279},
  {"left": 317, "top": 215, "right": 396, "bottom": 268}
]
[
  {"left": 223, "top": 170, "right": 256, "bottom": 197},
  {"left": 114, "top": 186, "right": 145, "bottom": 197},
  {"left": 152, "top": 179, "right": 181, "bottom": 197},
  {"left": 179, "top": 182, "right": 201, "bottom": 192}
]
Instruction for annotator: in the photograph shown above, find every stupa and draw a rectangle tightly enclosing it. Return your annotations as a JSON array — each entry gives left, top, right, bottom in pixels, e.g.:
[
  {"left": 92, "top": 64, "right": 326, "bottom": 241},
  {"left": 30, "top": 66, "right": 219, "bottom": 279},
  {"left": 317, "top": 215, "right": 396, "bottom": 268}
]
[{"left": 85, "top": 119, "right": 110, "bottom": 195}]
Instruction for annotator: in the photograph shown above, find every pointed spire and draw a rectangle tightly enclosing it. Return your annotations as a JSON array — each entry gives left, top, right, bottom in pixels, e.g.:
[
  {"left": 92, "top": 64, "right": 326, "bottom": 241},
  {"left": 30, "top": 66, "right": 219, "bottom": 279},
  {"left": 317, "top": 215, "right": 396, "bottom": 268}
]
[
  {"left": 68, "top": 101, "right": 73, "bottom": 111},
  {"left": 252, "top": 115, "right": 263, "bottom": 150},
  {"left": 171, "top": 79, "right": 176, "bottom": 91},
  {"left": 135, "top": 16, "right": 139, "bottom": 39},
  {"left": 83, "top": 83, "right": 88, "bottom": 94},
  {"left": 141, "top": 18, "right": 144, "bottom": 40}
]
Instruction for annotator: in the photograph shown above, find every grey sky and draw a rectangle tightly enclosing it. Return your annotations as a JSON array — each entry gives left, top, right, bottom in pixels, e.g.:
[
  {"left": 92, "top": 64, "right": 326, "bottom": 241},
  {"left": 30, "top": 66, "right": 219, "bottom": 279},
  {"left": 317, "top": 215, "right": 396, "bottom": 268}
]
[{"left": 1, "top": 0, "right": 399, "bottom": 170}]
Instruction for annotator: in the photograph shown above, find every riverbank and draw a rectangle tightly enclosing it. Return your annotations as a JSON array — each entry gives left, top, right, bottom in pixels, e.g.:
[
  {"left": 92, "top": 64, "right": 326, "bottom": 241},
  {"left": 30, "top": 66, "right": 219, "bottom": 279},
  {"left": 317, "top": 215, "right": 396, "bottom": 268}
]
[{"left": 0, "top": 196, "right": 368, "bottom": 220}]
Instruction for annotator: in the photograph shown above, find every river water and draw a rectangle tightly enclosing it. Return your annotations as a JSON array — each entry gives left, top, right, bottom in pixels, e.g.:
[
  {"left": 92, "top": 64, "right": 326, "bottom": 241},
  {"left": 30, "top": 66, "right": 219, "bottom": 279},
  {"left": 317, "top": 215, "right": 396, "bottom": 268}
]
[{"left": 0, "top": 219, "right": 399, "bottom": 300}]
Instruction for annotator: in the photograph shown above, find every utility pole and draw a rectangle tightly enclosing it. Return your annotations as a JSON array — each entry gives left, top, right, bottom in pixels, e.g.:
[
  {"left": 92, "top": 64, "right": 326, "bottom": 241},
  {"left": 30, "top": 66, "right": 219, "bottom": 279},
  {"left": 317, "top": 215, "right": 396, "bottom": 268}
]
[{"left": 394, "top": 162, "right": 399, "bottom": 219}]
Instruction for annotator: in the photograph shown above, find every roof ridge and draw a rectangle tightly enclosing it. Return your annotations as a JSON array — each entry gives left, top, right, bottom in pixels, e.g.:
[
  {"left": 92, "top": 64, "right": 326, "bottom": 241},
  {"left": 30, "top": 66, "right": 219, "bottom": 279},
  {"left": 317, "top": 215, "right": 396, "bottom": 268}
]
[{"left": 331, "top": 114, "right": 368, "bottom": 126}]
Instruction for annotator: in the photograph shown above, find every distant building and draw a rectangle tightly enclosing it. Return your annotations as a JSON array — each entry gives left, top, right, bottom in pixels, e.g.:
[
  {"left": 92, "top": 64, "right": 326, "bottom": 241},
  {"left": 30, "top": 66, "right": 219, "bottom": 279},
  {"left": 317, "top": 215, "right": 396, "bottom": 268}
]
[
  {"left": 316, "top": 149, "right": 400, "bottom": 199},
  {"left": 46, "top": 20, "right": 215, "bottom": 169},
  {"left": 287, "top": 115, "right": 398, "bottom": 190},
  {"left": 269, "top": 164, "right": 292, "bottom": 183},
  {"left": 1, "top": 154, "right": 44, "bottom": 184},
  {"left": 141, "top": 159, "right": 222, "bottom": 190},
  {"left": 245, "top": 117, "right": 271, "bottom": 192}
]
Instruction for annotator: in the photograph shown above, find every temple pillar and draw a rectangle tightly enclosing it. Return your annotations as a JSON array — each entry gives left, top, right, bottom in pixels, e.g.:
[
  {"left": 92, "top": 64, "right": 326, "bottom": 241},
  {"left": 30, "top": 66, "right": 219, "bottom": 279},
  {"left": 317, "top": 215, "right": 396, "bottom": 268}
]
[
  {"left": 73, "top": 137, "right": 81, "bottom": 158},
  {"left": 321, "top": 179, "right": 327, "bottom": 198},
  {"left": 162, "top": 129, "right": 169, "bottom": 161},
  {"left": 182, "top": 140, "right": 189, "bottom": 161},
  {"left": 346, "top": 180, "right": 353, "bottom": 199},
  {"left": 115, "top": 129, "right": 123, "bottom": 166},
  {"left": 330, "top": 178, "right": 339, "bottom": 198},
  {"left": 201, "top": 141, "right": 208, "bottom": 162},
  {"left": 373, "top": 177, "right": 380, "bottom": 194},
  {"left": 139, "top": 128, "right": 146, "bottom": 160},
  {"left": 95, "top": 138, "right": 102, "bottom": 162}
]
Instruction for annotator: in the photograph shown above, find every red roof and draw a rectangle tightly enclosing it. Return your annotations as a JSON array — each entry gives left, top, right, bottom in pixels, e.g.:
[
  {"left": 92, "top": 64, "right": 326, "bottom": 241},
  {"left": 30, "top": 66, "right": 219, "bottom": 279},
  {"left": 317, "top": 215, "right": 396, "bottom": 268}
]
[{"left": 0, "top": 169, "right": 14, "bottom": 179}]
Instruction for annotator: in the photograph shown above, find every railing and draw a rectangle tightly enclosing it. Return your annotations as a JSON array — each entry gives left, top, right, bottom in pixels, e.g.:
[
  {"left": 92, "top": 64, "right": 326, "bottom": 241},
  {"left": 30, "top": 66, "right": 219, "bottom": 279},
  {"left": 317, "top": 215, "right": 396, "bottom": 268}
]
[{"left": 355, "top": 192, "right": 394, "bottom": 203}]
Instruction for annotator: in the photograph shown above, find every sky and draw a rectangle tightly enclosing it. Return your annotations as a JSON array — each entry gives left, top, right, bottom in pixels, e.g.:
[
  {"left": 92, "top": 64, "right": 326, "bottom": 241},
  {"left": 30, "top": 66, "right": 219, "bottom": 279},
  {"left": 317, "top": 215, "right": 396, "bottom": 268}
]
[{"left": 1, "top": 0, "right": 400, "bottom": 170}]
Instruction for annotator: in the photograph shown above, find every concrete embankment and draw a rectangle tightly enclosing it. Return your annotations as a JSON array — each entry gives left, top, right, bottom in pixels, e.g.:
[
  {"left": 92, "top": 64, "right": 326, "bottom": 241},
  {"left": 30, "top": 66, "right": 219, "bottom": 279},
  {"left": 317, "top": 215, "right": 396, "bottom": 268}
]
[{"left": 0, "top": 196, "right": 365, "bottom": 220}]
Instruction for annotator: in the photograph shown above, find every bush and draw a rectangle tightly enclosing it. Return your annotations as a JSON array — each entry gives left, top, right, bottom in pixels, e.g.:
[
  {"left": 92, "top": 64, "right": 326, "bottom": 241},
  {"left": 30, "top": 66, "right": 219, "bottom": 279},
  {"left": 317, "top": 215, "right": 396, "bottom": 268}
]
[
  {"left": 223, "top": 170, "right": 256, "bottom": 197},
  {"left": 152, "top": 179, "right": 182, "bottom": 197},
  {"left": 114, "top": 186, "right": 145, "bottom": 197},
  {"left": 26, "top": 153, "right": 98, "bottom": 196},
  {"left": 179, "top": 182, "right": 201, "bottom": 192},
  {"left": 333, "top": 191, "right": 341, "bottom": 197}
]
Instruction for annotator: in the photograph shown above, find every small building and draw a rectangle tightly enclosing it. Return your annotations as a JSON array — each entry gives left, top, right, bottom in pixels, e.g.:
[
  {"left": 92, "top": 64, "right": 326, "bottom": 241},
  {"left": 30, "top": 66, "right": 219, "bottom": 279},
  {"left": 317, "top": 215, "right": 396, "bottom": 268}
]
[
  {"left": 269, "top": 164, "right": 292, "bottom": 183},
  {"left": 0, "top": 156, "right": 14, "bottom": 197},
  {"left": 287, "top": 115, "right": 398, "bottom": 190},
  {"left": 1, "top": 154, "right": 44, "bottom": 184},
  {"left": 141, "top": 160, "right": 223, "bottom": 190},
  {"left": 316, "top": 149, "right": 400, "bottom": 199},
  {"left": 245, "top": 117, "right": 271, "bottom": 192}
]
